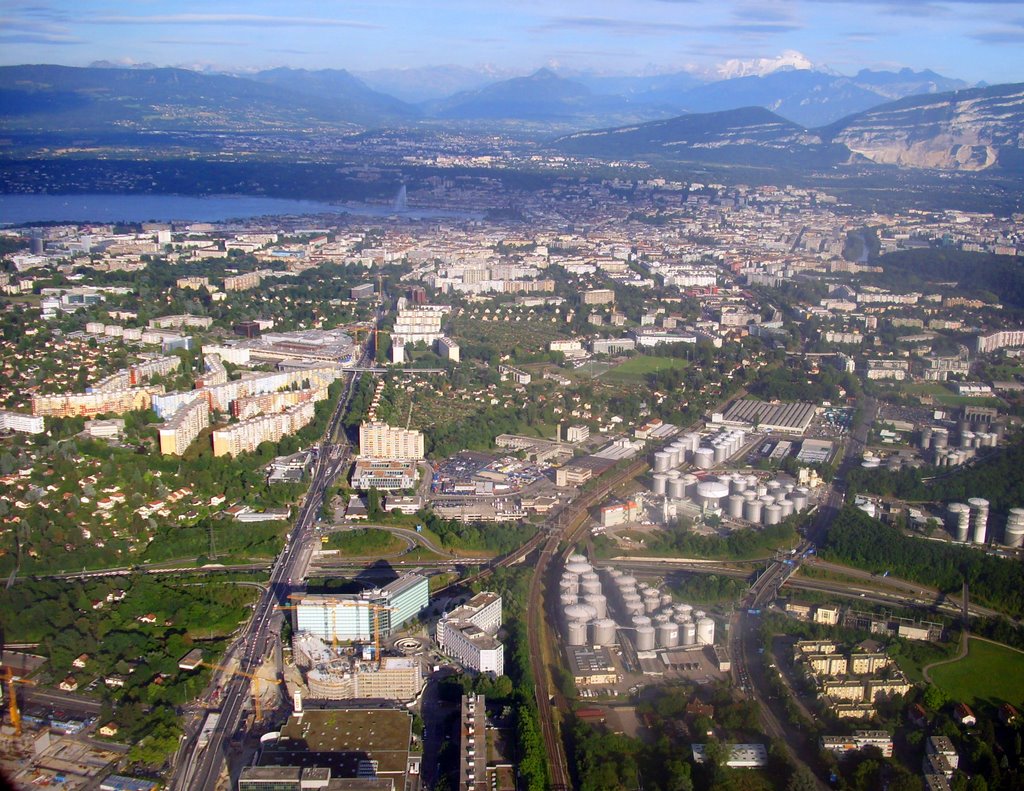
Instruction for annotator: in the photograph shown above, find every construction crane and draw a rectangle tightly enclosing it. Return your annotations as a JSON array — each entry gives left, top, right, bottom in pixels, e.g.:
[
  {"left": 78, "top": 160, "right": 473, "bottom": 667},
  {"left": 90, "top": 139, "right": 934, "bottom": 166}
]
[
  {"left": 0, "top": 666, "right": 36, "bottom": 738},
  {"left": 192, "top": 662, "right": 281, "bottom": 723},
  {"left": 284, "top": 595, "right": 394, "bottom": 667}
]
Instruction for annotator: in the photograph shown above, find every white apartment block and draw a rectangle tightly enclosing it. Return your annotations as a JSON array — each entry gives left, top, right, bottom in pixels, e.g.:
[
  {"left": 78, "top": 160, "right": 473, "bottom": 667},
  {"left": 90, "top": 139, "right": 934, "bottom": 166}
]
[
  {"left": 129, "top": 355, "right": 181, "bottom": 385},
  {"left": 436, "top": 592, "right": 504, "bottom": 676},
  {"left": 865, "top": 359, "right": 910, "bottom": 380},
  {"left": 392, "top": 307, "right": 444, "bottom": 346},
  {"left": 0, "top": 410, "right": 45, "bottom": 435},
  {"left": 212, "top": 400, "right": 315, "bottom": 457},
  {"left": 976, "top": 329, "right": 1024, "bottom": 354},
  {"left": 359, "top": 421, "right": 425, "bottom": 461},
  {"left": 158, "top": 398, "right": 210, "bottom": 456},
  {"left": 436, "top": 336, "right": 460, "bottom": 363}
]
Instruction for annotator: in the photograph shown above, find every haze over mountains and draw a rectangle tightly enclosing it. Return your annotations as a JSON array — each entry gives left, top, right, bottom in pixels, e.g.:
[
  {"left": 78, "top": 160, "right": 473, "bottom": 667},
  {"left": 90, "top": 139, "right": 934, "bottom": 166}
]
[{"left": 1, "top": 60, "right": 1021, "bottom": 174}]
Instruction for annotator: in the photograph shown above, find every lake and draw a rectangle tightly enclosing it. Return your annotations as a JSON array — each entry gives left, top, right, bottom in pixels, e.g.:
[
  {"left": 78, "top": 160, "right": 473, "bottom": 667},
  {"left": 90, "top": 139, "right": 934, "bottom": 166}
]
[{"left": 0, "top": 193, "right": 482, "bottom": 225}]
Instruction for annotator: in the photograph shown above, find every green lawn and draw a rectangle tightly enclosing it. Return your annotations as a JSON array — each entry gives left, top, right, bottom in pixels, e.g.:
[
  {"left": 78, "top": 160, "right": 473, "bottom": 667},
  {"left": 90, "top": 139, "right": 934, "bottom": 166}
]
[
  {"left": 930, "top": 638, "right": 1024, "bottom": 707},
  {"left": 602, "top": 355, "right": 689, "bottom": 383},
  {"left": 899, "top": 382, "right": 1003, "bottom": 408}
]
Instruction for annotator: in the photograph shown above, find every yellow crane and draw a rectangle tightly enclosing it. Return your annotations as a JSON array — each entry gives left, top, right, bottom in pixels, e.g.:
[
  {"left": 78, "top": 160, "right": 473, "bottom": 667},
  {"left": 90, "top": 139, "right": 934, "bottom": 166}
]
[
  {"left": 0, "top": 666, "right": 35, "bottom": 738},
  {"left": 193, "top": 661, "right": 281, "bottom": 723},
  {"left": 284, "top": 595, "right": 394, "bottom": 667}
]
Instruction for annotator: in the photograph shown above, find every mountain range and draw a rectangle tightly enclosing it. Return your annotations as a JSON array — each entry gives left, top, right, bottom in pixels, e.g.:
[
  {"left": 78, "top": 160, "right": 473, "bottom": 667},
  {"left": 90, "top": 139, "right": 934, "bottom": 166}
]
[
  {"left": 0, "top": 63, "right": 1021, "bottom": 173},
  {"left": 557, "top": 82, "right": 1024, "bottom": 173}
]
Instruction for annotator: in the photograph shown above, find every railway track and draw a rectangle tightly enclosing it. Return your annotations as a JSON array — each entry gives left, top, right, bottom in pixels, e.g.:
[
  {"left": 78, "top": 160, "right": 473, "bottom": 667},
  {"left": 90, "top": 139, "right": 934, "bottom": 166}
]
[{"left": 526, "top": 458, "right": 648, "bottom": 790}]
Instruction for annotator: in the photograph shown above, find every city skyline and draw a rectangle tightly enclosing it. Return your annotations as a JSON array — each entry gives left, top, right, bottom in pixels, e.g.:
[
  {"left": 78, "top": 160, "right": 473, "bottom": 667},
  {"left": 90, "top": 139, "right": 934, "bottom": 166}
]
[{"left": 3, "top": 0, "right": 1024, "bottom": 86}]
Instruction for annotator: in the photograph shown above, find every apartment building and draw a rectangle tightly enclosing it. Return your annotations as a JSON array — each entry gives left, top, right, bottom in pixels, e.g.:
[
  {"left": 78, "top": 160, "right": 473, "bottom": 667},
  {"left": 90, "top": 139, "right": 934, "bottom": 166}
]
[
  {"left": 212, "top": 400, "right": 315, "bottom": 457},
  {"left": 223, "top": 272, "right": 262, "bottom": 291},
  {"left": 31, "top": 385, "right": 164, "bottom": 418},
  {"left": 359, "top": 421, "right": 425, "bottom": 461},
  {"left": 436, "top": 593, "right": 504, "bottom": 676},
  {"left": 158, "top": 398, "right": 210, "bottom": 456},
  {"left": 0, "top": 410, "right": 45, "bottom": 434}
]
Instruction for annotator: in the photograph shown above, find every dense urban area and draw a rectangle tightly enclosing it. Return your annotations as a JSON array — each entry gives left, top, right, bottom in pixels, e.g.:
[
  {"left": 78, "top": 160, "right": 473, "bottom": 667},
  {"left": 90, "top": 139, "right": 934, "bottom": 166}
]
[{"left": 2, "top": 152, "right": 1024, "bottom": 791}]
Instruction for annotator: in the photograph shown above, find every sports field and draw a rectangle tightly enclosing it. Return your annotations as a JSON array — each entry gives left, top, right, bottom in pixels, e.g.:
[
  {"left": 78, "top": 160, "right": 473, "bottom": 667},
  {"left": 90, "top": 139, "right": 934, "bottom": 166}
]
[
  {"left": 929, "top": 638, "right": 1024, "bottom": 706},
  {"left": 602, "top": 355, "right": 689, "bottom": 383}
]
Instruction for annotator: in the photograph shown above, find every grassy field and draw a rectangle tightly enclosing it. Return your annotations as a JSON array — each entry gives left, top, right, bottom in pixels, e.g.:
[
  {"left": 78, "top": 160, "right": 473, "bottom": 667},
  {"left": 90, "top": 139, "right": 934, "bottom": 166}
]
[
  {"left": 930, "top": 638, "right": 1024, "bottom": 706},
  {"left": 899, "top": 382, "right": 1004, "bottom": 408},
  {"left": 602, "top": 355, "right": 689, "bottom": 383}
]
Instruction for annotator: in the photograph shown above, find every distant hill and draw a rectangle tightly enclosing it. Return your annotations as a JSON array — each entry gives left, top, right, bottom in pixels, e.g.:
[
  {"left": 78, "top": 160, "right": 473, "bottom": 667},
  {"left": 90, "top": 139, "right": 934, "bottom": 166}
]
[
  {"left": 556, "top": 106, "right": 845, "bottom": 169},
  {"left": 354, "top": 65, "right": 511, "bottom": 104},
  {"left": 0, "top": 64, "right": 401, "bottom": 133},
  {"left": 248, "top": 67, "right": 419, "bottom": 125},
  {"left": 425, "top": 68, "right": 666, "bottom": 125},
  {"left": 556, "top": 83, "right": 1024, "bottom": 173}
]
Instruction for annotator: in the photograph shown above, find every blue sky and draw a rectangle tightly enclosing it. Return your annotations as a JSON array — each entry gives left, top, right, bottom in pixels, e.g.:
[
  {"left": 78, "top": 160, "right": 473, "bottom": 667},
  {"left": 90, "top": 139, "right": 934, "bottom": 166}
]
[{"left": 2, "top": 0, "right": 1023, "bottom": 83}]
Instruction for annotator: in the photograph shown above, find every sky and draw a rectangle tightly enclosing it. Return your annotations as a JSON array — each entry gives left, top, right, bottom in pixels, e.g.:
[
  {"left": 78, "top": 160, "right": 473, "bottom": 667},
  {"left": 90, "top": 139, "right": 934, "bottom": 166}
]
[{"left": 2, "top": 0, "right": 1024, "bottom": 84}]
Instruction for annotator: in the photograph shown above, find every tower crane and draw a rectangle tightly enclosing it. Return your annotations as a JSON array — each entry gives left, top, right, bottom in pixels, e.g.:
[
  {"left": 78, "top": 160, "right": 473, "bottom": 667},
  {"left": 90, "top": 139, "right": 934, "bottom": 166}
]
[
  {"left": 189, "top": 661, "right": 281, "bottom": 723},
  {"left": 0, "top": 666, "right": 35, "bottom": 737}
]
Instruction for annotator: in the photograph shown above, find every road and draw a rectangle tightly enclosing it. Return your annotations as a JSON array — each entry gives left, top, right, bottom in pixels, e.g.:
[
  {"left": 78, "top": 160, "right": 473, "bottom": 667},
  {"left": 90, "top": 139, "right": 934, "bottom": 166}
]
[{"left": 170, "top": 362, "right": 365, "bottom": 791}]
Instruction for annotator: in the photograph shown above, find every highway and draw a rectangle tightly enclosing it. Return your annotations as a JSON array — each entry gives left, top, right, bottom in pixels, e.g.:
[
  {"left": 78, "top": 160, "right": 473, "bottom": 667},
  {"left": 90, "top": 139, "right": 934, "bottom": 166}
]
[{"left": 170, "top": 362, "right": 365, "bottom": 791}]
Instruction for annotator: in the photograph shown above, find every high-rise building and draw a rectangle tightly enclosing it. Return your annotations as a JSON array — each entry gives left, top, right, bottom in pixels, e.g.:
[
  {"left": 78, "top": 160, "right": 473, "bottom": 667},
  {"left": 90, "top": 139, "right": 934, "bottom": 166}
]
[
  {"left": 436, "top": 592, "right": 504, "bottom": 677},
  {"left": 359, "top": 421, "right": 425, "bottom": 461},
  {"left": 158, "top": 398, "right": 210, "bottom": 456},
  {"left": 294, "top": 574, "right": 429, "bottom": 642}
]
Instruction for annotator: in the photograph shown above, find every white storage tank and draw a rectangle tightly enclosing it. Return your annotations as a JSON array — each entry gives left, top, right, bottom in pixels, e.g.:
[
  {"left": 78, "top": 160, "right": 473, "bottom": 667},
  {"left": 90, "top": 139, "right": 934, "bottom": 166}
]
[
  {"left": 694, "top": 447, "right": 714, "bottom": 469},
  {"left": 652, "top": 473, "right": 669, "bottom": 496},
  {"left": 660, "top": 593, "right": 674, "bottom": 608},
  {"left": 779, "top": 499, "right": 794, "bottom": 519},
  {"left": 653, "top": 451, "right": 672, "bottom": 473},
  {"left": 675, "top": 604, "right": 693, "bottom": 619},
  {"left": 1005, "top": 508, "right": 1024, "bottom": 548},
  {"left": 692, "top": 610, "right": 705, "bottom": 620},
  {"left": 592, "top": 618, "right": 617, "bottom": 646},
  {"left": 657, "top": 622, "right": 679, "bottom": 648},
  {"left": 653, "top": 613, "right": 672, "bottom": 625},
  {"left": 622, "top": 592, "right": 643, "bottom": 611},
  {"left": 947, "top": 502, "right": 971, "bottom": 542},
  {"left": 697, "top": 480, "right": 730, "bottom": 510},
  {"left": 643, "top": 593, "right": 661, "bottom": 615},
  {"left": 730, "top": 474, "right": 746, "bottom": 495},
  {"left": 568, "top": 553, "right": 588, "bottom": 564},
  {"left": 681, "top": 621, "right": 697, "bottom": 646},
  {"left": 581, "top": 579, "right": 603, "bottom": 596},
  {"left": 713, "top": 443, "right": 728, "bottom": 464},
  {"left": 565, "top": 560, "right": 591, "bottom": 575},
  {"left": 631, "top": 614, "right": 652, "bottom": 629},
  {"left": 559, "top": 593, "right": 578, "bottom": 608},
  {"left": 635, "top": 626, "right": 656, "bottom": 652},
  {"left": 583, "top": 593, "right": 607, "bottom": 618},
  {"left": 567, "top": 620, "right": 588, "bottom": 646},
  {"left": 767, "top": 480, "right": 781, "bottom": 497},
  {"left": 726, "top": 494, "right": 745, "bottom": 519},
  {"left": 696, "top": 617, "right": 715, "bottom": 646},
  {"left": 743, "top": 499, "right": 763, "bottom": 523},
  {"left": 684, "top": 432, "right": 702, "bottom": 452},
  {"left": 668, "top": 478, "right": 686, "bottom": 500},
  {"left": 969, "top": 497, "right": 990, "bottom": 544},
  {"left": 565, "top": 603, "right": 597, "bottom": 623},
  {"left": 559, "top": 576, "right": 578, "bottom": 594},
  {"left": 790, "top": 488, "right": 809, "bottom": 512},
  {"left": 681, "top": 474, "right": 699, "bottom": 499},
  {"left": 764, "top": 504, "right": 782, "bottom": 526},
  {"left": 618, "top": 575, "right": 637, "bottom": 589}
]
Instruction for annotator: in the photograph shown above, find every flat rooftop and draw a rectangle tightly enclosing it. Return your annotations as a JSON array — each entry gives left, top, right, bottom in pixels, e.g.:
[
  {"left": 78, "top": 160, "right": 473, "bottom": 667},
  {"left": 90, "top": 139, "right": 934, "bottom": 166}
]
[{"left": 264, "top": 709, "right": 411, "bottom": 782}]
